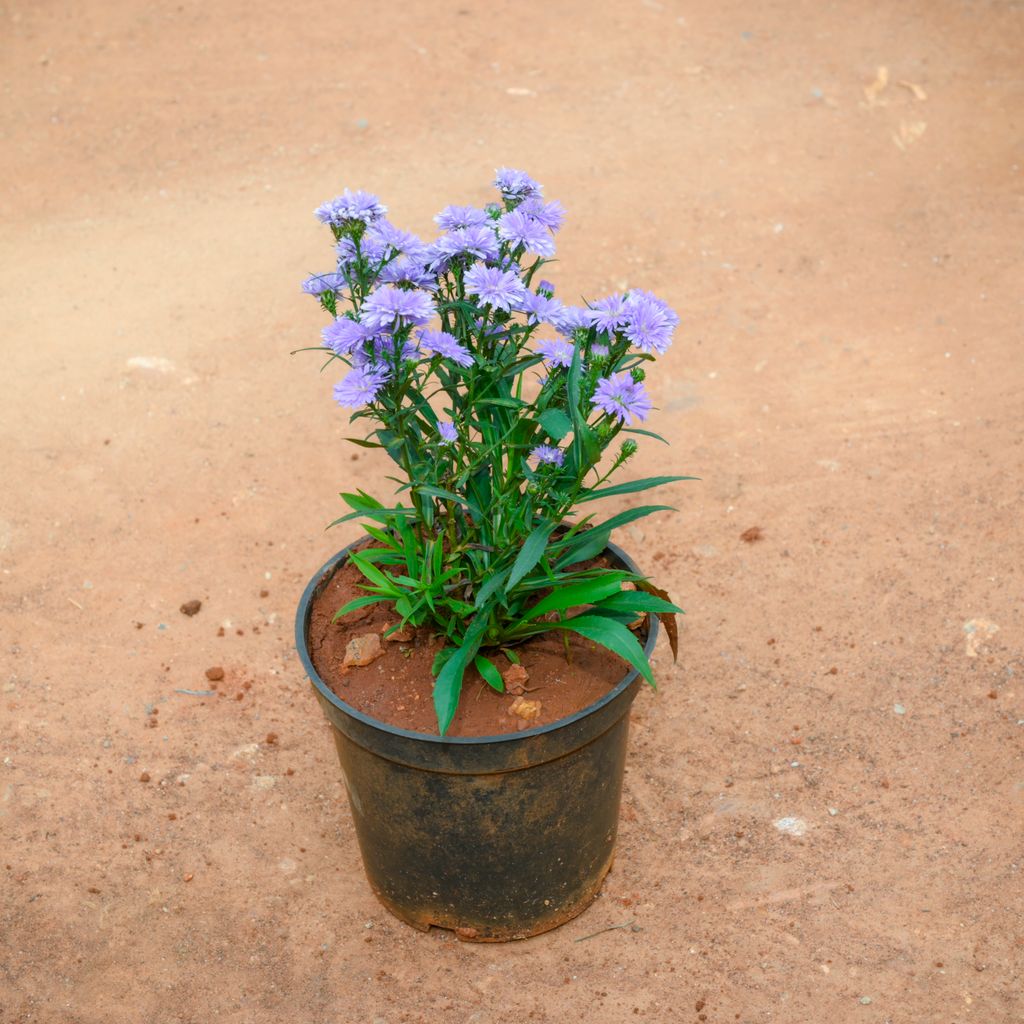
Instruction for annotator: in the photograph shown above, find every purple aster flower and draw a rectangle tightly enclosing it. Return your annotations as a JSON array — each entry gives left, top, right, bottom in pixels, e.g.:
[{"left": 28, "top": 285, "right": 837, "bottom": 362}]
[
  {"left": 553, "top": 305, "right": 593, "bottom": 338},
  {"left": 302, "top": 272, "right": 347, "bottom": 295},
  {"left": 537, "top": 279, "right": 556, "bottom": 297},
  {"left": 418, "top": 328, "right": 474, "bottom": 367},
  {"left": 335, "top": 234, "right": 387, "bottom": 269},
  {"left": 360, "top": 286, "right": 435, "bottom": 331},
  {"left": 592, "top": 373, "right": 653, "bottom": 424},
  {"left": 516, "top": 290, "right": 564, "bottom": 324},
  {"left": 519, "top": 197, "right": 566, "bottom": 232},
  {"left": 315, "top": 189, "right": 387, "bottom": 227},
  {"left": 535, "top": 337, "right": 576, "bottom": 369},
  {"left": 322, "top": 316, "right": 374, "bottom": 355},
  {"left": 434, "top": 205, "right": 488, "bottom": 231},
  {"left": 437, "top": 421, "right": 458, "bottom": 444},
  {"left": 497, "top": 210, "right": 556, "bottom": 258},
  {"left": 463, "top": 264, "right": 526, "bottom": 312},
  {"left": 333, "top": 364, "right": 391, "bottom": 407},
  {"left": 365, "top": 221, "right": 428, "bottom": 261},
  {"left": 370, "top": 334, "right": 419, "bottom": 364},
  {"left": 591, "top": 342, "right": 610, "bottom": 358},
  {"left": 428, "top": 224, "right": 501, "bottom": 270},
  {"left": 494, "top": 167, "right": 543, "bottom": 201},
  {"left": 530, "top": 444, "right": 564, "bottom": 467},
  {"left": 378, "top": 255, "right": 437, "bottom": 290},
  {"left": 588, "top": 294, "right": 630, "bottom": 335},
  {"left": 623, "top": 290, "right": 679, "bottom": 354}
]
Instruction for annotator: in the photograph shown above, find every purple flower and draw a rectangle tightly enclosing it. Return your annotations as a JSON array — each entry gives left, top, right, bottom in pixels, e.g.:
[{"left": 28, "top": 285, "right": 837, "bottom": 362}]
[
  {"left": 333, "top": 364, "right": 391, "bottom": 407},
  {"left": 322, "top": 316, "right": 374, "bottom": 355},
  {"left": 535, "top": 337, "right": 576, "bottom": 368},
  {"left": 530, "top": 444, "right": 564, "bottom": 467},
  {"left": 463, "top": 264, "right": 526, "bottom": 312},
  {"left": 623, "top": 290, "right": 679, "bottom": 354},
  {"left": 371, "top": 335, "right": 419, "bottom": 364},
  {"left": 418, "top": 328, "right": 474, "bottom": 367},
  {"left": 434, "top": 205, "right": 488, "bottom": 231},
  {"left": 437, "top": 421, "right": 458, "bottom": 444},
  {"left": 365, "top": 221, "right": 428, "bottom": 262},
  {"left": 315, "top": 189, "right": 387, "bottom": 227},
  {"left": 592, "top": 373, "right": 653, "bottom": 424},
  {"left": 519, "top": 197, "right": 566, "bottom": 232},
  {"left": 591, "top": 342, "right": 610, "bottom": 358},
  {"left": 429, "top": 224, "right": 500, "bottom": 270},
  {"left": 302, "top": 272, "right": 347, "bottom": 295},
  {"left": 336, "top": 234, "right": 386, "bottom": 269},
  {"left": 537, "top": 279, "right": 556, "bottom": 296},
  {"left": 361, "top": 286, "right": 434, "bottom": 330},
  {"left": 497, "top": 210, "right": 556, "bottom": 257},
  {"left": 517, "top": 290, "right": 564, "bottom": 325},
  {"left": 494, "top": 167, "right": 543, "bottom": 201},
  {"left": 588, "top": 294, "right": 630, "bottom": 335},
  {"left": 379, "top": 255, "right": 437, "bottom": 290},
  {"left": 553, "top": 305, "right": 593, "bottom": 338}
]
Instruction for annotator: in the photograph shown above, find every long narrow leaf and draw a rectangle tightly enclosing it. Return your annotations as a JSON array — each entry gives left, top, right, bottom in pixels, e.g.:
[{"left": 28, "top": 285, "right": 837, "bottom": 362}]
[
  {"left": 556, "top": 614, "right": 655, "bottom": 686},
  {"left": 521, "top": 574, "right": 630, "bottom": 621},
  {"left": 507, "top": 522, "right": 555, "bottom": 591},
  {"left": 579, "top": 476, "right": 698, "bottom": 502}
]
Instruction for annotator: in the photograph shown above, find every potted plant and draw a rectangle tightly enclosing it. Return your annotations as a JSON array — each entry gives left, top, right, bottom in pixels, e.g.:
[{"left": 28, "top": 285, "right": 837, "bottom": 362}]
[{"left": 294, "top": 169, "right": 690, "bottom": 941}]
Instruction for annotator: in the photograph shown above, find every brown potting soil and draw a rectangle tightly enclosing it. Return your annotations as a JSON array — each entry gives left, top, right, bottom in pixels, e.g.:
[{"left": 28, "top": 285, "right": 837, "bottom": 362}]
[{"left": 307, "top": 547, "right": 640, "bottom": 737}]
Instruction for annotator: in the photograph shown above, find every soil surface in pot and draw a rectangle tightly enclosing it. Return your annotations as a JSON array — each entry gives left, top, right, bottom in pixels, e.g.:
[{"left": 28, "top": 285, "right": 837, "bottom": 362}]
[{"left": 307, "top": 548, "right": 636, "bottom": 737}]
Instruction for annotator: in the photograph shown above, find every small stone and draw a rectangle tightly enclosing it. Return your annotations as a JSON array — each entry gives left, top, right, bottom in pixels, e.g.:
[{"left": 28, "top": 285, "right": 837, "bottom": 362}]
[
  {"left": 180, "top": 600, "right": 202, "bottom": 617},
  {"left": 773, "top": 816, "right": 808, "bottom": 837},
  {"left": 139, "top": 772, "right": 151, "bottom": 783},
  {"left": 509, "top": 696, "right": 542, "bottom": 721},
  {"left": 740, "top": 526, "right": 764, "bottom": 543},
  {"left": 893, "top": 703, "right": 906, "bottom": 715},
  {"left": 501, "top": 663, "right": 530, "bottom": 696},
  {"left": 828, "top": 807, "right": 839, "bottom": 816},
  {"left": 253, "top": 775, "right": 277, "bottom": 789},
  {"left": 205, "top": 666, "right": 224, "bottom": 681},
  {"left": 859, "top": 996, "right": 872, "bottom": 1005},
  {"left": 265, "top": 732, "right": 278, "bottom": 745},
  {"left": 343, "top": 633, "right": 385, "bottom": 668}
]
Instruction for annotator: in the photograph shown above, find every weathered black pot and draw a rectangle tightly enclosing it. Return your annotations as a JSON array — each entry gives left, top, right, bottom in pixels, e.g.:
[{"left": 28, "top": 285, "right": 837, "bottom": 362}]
[{"left": 295, "top": 538, "right": 659, "bottom": 942}]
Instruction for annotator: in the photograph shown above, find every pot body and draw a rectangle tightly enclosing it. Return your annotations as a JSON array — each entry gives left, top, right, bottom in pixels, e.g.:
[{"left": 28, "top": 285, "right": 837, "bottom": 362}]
[{"left": 295, "top": 538, "right": 658, "bottom": 941}]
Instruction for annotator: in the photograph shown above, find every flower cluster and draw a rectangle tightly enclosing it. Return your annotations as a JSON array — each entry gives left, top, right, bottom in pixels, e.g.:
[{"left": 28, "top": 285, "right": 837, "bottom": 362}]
[{"left": 301, "top": 170, "right": 685, "bottom": 733}]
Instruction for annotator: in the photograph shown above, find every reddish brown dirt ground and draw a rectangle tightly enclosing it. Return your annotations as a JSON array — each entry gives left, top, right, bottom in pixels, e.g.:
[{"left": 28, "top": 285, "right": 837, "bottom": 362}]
[{"left": 2, "top": 2, "right": 1022, "bottom": 1021}]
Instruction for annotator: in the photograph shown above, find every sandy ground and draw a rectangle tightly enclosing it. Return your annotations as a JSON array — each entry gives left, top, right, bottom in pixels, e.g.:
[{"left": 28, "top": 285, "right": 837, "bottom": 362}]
[{"left": 2, "top": 1, "right": 1023, "bottom": 1021}]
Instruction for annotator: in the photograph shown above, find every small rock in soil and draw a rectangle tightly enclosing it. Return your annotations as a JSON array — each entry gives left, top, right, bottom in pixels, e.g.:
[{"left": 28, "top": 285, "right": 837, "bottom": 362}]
[
  {"left": 205, "top": 666, "right": 225, "bottom": 681},
  {"left": 740, "top": 526, "right": 764, "bottom": 543},
  {"left": 509, "top": 696, "right": 542, "bottom": 721},
  {"left": 343, "top": 633, "right": 385, "bottom": 668},
  {"left": 180, "top": 599, "right": 202, "bottom": 616},
  {"left": 502, "top": 663, "right": 530, "bottom": 695}
]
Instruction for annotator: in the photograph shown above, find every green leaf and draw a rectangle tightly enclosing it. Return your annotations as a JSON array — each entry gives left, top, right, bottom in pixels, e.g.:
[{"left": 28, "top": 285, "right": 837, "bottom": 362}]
[
  {"left": 507, "top": 521, "right": 556, "bottom": 591},
  {"left": 556, "top": 614, "right": 655, "bottom": 687},
  {"left": 474, "top": 655, "right": 505, "bottom": 693},
  {"left": 415, "top": 485, "right": 482, "bottom": 519},
  {"left": 538, "top": 408, "right": 572, "bottom": 440},
  {"left": 475, "top": 568, "right": 511, "bottom": 609},
  {"left": 555, "top": 529, "right": 610, "bottom": 568},
  {"left": 623, "top": 427, "right": 670, "bottom": 446},
  {"left": 432, "top": 615, "right": 490, "bottom": 734},
  {"left": 579, "top": 476, "right": 699, "bottom": 503},
  {"left": 344, "top": 436, "right": 384, "bottom": 449},
  {"left": 593, "top": 591, "right": 683, "bottom": 616},
  {"left": 522, "top": 573, "right": 630, "bottom": 620},
  {"left": 331, "top": 595, "right": 388, "bottom": 621},
  {"left": 348, "top": 551, "right": 399, "bottom": 594}
]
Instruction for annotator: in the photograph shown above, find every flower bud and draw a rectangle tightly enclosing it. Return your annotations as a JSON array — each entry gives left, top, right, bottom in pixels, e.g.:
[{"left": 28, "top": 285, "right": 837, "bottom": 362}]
[
  {"left": 620, "top": 439, "right": 638, "bottom": 460},
  {"left": 630, "top": 366, "right": 646, "bottom": 384}
]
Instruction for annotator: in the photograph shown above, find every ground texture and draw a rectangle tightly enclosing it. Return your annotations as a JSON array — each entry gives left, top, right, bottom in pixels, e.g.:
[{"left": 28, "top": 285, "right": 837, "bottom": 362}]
[{"left": 2, "top": 1, "right": 1022, "bottom": 1021}]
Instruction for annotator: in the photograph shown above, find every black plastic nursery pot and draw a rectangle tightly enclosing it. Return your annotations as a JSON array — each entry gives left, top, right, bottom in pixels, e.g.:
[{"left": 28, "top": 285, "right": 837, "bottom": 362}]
[{"left": 295, "top": 537, "right": 659, "bottom": 942}]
